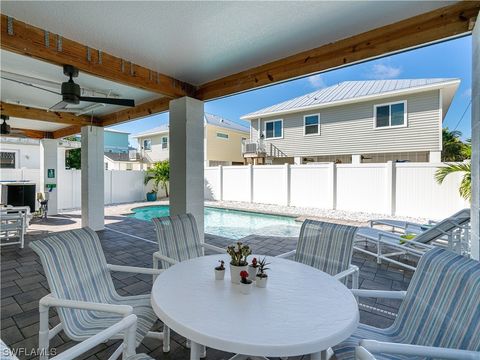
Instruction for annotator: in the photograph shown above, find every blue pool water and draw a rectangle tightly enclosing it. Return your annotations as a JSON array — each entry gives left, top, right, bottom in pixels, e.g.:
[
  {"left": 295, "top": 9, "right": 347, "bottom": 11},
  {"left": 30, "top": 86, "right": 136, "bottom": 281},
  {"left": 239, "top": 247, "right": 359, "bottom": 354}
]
[{"left": 129, "top": 206, "right": 301, "bottom": 240}]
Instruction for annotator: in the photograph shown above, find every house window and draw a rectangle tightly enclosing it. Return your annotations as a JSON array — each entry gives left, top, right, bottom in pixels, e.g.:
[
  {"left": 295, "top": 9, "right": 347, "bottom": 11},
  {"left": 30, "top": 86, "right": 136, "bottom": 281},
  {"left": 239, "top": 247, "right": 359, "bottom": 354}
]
[
  {"left": 143, "top": 139, "right": 152, "bottom": 151},
  {"left": 216, "top": 132, "right": 229, "bottom": 140},
  {"left": 304, "top": 114, "right": 320, "bottom": 135},
  {"left": 162, "top": 136, "right": 168, "bottom": 149},
  {"left": 126, "top": 163, "right": 133, "bottom": 171},
  {"left": 265, "top": 119, "right": 283, "bottom": 139},
  {"left": 105, "top": 162, "right": 108, "bottom": 170},
  {"left": 374, "top": 101, "right": 406, "bottom": 128},
  {"left": 0, "top": 151, "right": 16, "bottom": 169}
]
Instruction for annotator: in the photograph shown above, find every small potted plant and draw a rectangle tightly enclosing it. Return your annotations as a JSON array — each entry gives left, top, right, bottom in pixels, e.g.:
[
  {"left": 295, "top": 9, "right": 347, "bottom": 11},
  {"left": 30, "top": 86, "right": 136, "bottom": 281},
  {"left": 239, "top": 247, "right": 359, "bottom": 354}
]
[
  {"left": 214, "top": 260, "right": 225, "bottom": 280},
  {"left": 239, "top": 270, "right": 253, "bottom": 294},
  {"left": 256, "top": 257, "right": 270, "bottom": 288},
  {"left": 248, "top": 257, "right": 259, "bottom": 280},
  {"left": 227, "top": 242, "right": 252, "bottom": 284}
]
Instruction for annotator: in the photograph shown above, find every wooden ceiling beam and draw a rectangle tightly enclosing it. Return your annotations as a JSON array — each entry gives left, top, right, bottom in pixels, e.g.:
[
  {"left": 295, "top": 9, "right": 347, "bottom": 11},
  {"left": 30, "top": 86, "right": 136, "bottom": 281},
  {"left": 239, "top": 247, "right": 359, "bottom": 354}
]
[
  {"left": 1, "top": 102, "right": 100, "bottom": 126},
  {"left": 8, "top": 128, "right": 52, "bottom": 139},
  {"left": 52, "top": 125, "right": 81, "bottom": 139},
  {"left": 0, "top": 13, "right": 196, "bottom": 98},
  {"left": 100, "top": 97, "right": 170, "bottom": 127},
  {"left": 196, "top": 2, "right": 480, "bottom": 100}
]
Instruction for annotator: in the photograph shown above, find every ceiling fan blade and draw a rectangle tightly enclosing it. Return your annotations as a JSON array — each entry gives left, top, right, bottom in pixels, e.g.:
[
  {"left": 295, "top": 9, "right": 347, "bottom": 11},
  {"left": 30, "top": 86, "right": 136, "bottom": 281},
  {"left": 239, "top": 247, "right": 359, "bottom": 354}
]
[
  {"left": 79, "top": 96, "right": 135, "bottom": 107},
  {"left": 1, "top": 76, "right": 61, "bottom": 95},
  {"left": 49, "top": 100, "right": 69, "bottom": 111}
]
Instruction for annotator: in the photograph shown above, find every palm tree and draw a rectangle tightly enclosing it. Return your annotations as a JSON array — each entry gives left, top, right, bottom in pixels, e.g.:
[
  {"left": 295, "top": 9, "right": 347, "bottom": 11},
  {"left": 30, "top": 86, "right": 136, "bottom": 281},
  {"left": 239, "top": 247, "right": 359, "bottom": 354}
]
[
  {"left": 435, "top": 162, "right": 471, "bottom": 201},
  {"left": 144, "top": 160, "right": 170, "bottom": 197},
  {"left": 441, "top": 128, "right": 467, "bottom": 161}
]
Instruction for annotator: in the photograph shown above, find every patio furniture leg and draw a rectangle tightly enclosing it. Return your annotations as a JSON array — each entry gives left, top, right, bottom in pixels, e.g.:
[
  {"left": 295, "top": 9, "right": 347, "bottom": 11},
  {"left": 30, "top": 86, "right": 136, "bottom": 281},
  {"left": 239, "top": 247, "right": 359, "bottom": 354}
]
[
  {"left": 310, "top": 350, "right": 327, "bottom": 360},
  {"left": 39, "top": 302, "right": 50, "bottom": 360},
  {"left": 190, "top": 341, "right": 202, "bottom": 360},
  {"left": 163, "top": 325, "right": 170, "bottom": 352}
]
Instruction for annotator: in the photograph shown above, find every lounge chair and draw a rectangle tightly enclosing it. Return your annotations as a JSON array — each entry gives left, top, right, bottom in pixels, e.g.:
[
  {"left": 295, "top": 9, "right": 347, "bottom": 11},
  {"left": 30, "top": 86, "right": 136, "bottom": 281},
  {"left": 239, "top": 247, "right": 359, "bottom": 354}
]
[
  {"left": 277, "top": 220, "right": 359, "bottom": 288},
  {"left": 0, "top": 206, "right": 31, "bottom": 248},
  {"left": 355, "top": 209, "right": 471, "bottom": 270},
  {"left": 30, "top": 227, "right": 169, "bottom": 360},
  {"left": 369, "top": 208, "right": 470, "bottom": 236},
  {"left": 152, "top": 213, "right": 224, "bottom": 272},
  {"left": 333, "top": 248, "right": 480, "bottom": 360}
]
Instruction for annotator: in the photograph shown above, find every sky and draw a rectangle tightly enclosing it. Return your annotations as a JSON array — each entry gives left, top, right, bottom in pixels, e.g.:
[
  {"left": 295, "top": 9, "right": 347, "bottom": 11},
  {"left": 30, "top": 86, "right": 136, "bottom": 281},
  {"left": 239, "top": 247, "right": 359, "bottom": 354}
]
[{"left": 110, "top": 35, "right": 472, "bottom": 146}]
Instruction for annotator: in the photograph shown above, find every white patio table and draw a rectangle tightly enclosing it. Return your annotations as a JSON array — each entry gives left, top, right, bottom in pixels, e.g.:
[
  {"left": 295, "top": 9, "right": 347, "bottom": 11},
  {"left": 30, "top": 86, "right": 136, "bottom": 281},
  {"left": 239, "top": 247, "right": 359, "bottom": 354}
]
[{"left": 151, "top": 254, "right": 359, "bottom": 360}]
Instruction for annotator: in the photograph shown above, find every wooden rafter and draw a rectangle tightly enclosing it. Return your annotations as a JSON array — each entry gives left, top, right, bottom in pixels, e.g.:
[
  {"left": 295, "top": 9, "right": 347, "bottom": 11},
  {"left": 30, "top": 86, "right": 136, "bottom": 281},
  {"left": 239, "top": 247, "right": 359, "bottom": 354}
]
[
  {"left": 10, "top": 128, "right": 52, "bottom": 139},
  {"left": 0, "top": 102, "right": 100, "bottom": 126},
  {"left": 52, "top": 125, "right": 81, "bottom": 139},
  {"left": 196, "top": 2, "right": 480, "bottom": 100},
  {"left": 100, "top": 97, "right": 170, "bottom": 127},
  {"left": 0, "top": 13, "right": 196, "bottom": 98}
]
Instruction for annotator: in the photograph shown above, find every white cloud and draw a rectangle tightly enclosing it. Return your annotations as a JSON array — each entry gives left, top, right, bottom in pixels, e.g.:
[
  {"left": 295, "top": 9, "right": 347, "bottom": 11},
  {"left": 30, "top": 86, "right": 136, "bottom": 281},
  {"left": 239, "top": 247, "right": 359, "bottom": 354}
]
[
  {"left": 463, "top": 88, "right": 472, "bottom": 98},
  {"left": 371, "top": 63, "right": 401, "bottom": 79},
  {"left": 307, "top": 74, "right": 327, "bottom": 89}
]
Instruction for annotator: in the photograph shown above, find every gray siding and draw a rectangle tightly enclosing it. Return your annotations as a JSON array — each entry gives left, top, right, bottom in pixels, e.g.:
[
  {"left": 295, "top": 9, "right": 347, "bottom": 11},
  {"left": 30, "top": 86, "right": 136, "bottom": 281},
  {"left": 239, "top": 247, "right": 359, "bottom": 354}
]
[{"left": 251, "top": 90, "right": 441, "bottom": 157}]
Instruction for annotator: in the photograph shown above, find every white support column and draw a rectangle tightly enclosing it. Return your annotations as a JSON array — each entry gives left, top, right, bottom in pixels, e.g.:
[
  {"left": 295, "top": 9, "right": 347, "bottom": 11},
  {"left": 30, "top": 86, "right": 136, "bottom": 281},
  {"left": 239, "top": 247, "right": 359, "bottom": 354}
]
[
  {"left": 40, "top": 139, "right": 59, "bottom": 215},
  {"left": 385, "top": 161, "right": 396, "bottom": 216},
  {"left": 81, "top": 126, "right": 104, "bottom": 231},
  {"left": 352, "top": 154, "right": 362, "bottom": 164},
  {"left": 471, "top": 18, "right": 480, "bottom": 260},
  {"left": 169, "top": 97, "right": 205, "bottom": 240},
  {"left": 429, "top": 151, "right": 442, "bottom": 163}
]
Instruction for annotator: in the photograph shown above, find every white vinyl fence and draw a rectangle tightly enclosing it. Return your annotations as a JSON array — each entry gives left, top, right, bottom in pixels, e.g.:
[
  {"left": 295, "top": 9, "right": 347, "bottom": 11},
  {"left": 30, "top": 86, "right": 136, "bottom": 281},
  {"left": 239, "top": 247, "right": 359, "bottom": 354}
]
[
  {"left": 0, "top": 169, "right": 158, "bottom": 210},
  {"left": 205, "top": 162, "right": 470, "bottom": 219}
]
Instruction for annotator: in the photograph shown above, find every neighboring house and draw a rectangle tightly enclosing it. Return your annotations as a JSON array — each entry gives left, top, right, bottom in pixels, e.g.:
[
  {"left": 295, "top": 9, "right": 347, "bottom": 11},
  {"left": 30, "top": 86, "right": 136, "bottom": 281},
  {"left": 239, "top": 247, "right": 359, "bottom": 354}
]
[
  {"left": 0, "top": 129, "right": 144, "bottom": 171},
  {"left": 241, "top": 79, "right": 460, "bottom": 164},
  {"left": 133, "top": 113, "right": 249, "bottom": 167},
  {"left": 104, "top": 129, "right": 130, "bottom": 154},
  {"left": 0, "top": 137, "right": 80, "bottom": 170}
]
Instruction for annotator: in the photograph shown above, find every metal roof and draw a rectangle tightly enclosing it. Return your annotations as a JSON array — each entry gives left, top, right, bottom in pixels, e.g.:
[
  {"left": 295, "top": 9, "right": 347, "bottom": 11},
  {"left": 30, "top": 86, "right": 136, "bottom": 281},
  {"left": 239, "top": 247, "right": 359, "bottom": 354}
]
[
  {"left": 241, "top": 78, "right": 460, "bottom": 119},
  {"left": 132, "top": 113, "right": 248, "bottom": 138}
]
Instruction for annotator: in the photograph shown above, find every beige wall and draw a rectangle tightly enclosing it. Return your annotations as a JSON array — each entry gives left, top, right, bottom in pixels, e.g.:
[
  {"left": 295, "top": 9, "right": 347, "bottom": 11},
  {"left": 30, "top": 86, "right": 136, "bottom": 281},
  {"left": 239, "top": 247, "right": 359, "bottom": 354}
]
[
  {"left": 205, "top": 125, "right": 248, "bottom": 165},
  {"left": 104, "top": 157, "right": 145, "bottom": 170},
  {"left": 251, "top": 90, "right": 442, "bottom": 157},
  {"left": 137, "top": 132, "right": 169, "bottom": 163},
  {"left": 137, "top": 125, "right": 248, "bottom": 166}
]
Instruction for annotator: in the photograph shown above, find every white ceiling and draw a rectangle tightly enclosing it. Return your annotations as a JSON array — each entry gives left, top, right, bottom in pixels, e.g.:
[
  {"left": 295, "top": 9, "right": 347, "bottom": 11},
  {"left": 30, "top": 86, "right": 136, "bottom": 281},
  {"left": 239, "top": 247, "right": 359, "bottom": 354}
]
[
  {"left": 1, "top": 1, "right": 455, "bottom": 86},
  {"left": 1, "top": 50, "right": 160, "bottom": 116}
]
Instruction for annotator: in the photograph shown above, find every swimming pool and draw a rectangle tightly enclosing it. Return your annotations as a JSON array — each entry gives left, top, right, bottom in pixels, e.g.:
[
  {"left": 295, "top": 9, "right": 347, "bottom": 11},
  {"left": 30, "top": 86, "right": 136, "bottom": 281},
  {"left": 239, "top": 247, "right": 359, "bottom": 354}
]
[{"left": 129, "top": 206, "right": 301, "bottom": 240}]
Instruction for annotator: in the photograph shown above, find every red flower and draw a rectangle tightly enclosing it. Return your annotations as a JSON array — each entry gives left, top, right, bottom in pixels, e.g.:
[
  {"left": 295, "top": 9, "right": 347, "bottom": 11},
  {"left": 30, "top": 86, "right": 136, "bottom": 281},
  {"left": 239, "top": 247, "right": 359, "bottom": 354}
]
[
  {"left": 251, "top": 258, "right": 257, "bottom": 267},
  {"left": 240, "top": 271, "right": 249, "bottom": 279}
]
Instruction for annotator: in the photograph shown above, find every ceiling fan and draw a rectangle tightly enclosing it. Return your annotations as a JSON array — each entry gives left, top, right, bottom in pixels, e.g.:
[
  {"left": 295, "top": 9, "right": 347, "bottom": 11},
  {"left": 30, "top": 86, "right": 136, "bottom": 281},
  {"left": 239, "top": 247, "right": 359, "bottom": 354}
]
[
  {"left": 1, "top": 115, "right": 26, "bottom": 137},
  {"left": 2, "top": 65, "right": 135, "bottom": 111}
]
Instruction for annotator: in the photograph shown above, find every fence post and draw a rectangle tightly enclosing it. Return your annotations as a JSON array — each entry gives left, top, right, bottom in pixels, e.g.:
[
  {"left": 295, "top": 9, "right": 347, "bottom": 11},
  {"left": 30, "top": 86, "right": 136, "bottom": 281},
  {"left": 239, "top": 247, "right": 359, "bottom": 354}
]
[
  {"left": 285, "top": 163, "right": 291, "bottom": 206},
  {"left": 385, "top": 161, "right": 396, "bottom": 216},
  {"left": 218, "top": 165, "right": 223, "bottom": 201},
  {"left": 328, "top": 162, "right": 337, "bottom": 210},
  {"left": 248, "top": 164, "right": 254, "bottom": 203}
]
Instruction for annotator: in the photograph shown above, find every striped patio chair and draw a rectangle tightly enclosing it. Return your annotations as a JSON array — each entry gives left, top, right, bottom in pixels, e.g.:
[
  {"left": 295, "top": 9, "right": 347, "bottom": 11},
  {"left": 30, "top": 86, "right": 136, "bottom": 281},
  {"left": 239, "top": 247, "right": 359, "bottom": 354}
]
[
  {"left": 30, "top": 227, "right": 169, "bottom": 360},
  {"left": 152, "top": 213, "right": 224, "bottom": 271},
  {"left": 277, "top": 220, "right": 359, "bottom": 287},
  {"left": 334, "top": 248, "right": 480, "bottom": 360}
]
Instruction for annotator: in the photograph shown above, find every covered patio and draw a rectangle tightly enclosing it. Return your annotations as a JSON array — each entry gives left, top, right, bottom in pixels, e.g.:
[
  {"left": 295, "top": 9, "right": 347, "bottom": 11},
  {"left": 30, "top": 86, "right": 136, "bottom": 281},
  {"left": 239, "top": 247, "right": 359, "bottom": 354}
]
[{"left": 1, "top": 1, "right": 479, "bottom": 360}]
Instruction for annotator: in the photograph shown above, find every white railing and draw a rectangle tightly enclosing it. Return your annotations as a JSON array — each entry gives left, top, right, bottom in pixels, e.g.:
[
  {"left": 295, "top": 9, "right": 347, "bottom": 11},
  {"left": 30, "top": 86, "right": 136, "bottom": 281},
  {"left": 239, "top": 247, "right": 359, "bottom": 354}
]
[{"left": 204, "top": 162, "right": 470, "bottom": 219}]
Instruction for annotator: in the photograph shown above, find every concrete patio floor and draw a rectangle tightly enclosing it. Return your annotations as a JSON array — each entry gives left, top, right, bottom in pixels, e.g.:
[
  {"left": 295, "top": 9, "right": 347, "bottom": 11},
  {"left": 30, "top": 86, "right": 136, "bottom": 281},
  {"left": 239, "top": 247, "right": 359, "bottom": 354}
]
[{"left": 1, "top": 213, "right": 414, "bottom": 360}]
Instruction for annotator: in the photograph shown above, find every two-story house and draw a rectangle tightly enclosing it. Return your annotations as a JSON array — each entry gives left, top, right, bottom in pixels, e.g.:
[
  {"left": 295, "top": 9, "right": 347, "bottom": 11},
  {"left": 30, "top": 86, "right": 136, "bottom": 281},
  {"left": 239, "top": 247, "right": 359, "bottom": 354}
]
[
  {"left": 241, "top": 79, "right": 460, "bottom": 164},
  {"left": 133, "top": 113, "right": 249, "bottom": 167}
]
